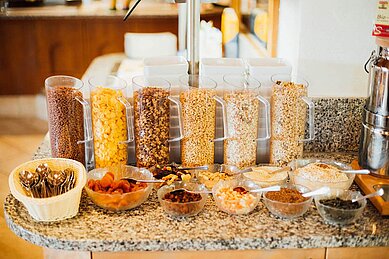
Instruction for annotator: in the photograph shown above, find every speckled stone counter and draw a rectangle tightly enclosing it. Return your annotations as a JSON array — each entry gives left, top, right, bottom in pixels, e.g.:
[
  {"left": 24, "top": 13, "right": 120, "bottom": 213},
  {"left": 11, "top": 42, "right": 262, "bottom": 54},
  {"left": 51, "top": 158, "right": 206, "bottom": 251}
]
[{"left": 4, "top": 152, "right": 389, "bottom": 252}]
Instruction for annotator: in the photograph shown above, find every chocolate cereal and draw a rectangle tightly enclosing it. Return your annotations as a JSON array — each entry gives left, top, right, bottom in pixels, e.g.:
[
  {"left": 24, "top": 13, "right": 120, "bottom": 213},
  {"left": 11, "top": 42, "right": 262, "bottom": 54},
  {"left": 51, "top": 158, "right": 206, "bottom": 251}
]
[{"left": 46, "top": 85, "right": 85, "bottom": 164}]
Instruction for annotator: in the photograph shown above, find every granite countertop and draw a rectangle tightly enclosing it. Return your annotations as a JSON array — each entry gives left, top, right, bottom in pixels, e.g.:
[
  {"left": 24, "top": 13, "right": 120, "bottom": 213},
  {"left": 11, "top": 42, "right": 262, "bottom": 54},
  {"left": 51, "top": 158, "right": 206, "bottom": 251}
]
[{"left": 4, "top": 146, "right": 389, "bottom": 251}]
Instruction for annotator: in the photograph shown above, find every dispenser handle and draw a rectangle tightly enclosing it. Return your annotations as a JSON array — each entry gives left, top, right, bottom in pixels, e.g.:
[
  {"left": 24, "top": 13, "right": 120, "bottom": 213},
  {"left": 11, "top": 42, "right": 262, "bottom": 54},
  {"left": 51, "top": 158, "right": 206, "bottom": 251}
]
[
  {"left": 118, "top": 96, "right": 134, "bottom": 144},
  {"left": 300, "top": 96, "right": 315, "bottom": 142},
  {"left": 168, "top": 96, "right": 184, "bottom": 142},
  {"left": 75, "top": 96, "right": 93, "bottom": 144},
  {"left": 256, "top": 95, "right": 271, "bottom": 141},
  {"left": 213, "top": 95, "right": 228, "bottom": 142},
  {"left": 364, "top": 50, "right": 376, "bottom": 74}
]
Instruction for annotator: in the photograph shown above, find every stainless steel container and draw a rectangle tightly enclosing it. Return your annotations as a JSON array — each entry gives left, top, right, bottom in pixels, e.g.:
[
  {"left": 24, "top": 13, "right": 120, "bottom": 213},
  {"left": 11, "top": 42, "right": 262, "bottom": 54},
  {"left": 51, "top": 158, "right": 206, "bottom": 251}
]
[{"left": 359, "top": 37, "right": 389, "bottom": 178}]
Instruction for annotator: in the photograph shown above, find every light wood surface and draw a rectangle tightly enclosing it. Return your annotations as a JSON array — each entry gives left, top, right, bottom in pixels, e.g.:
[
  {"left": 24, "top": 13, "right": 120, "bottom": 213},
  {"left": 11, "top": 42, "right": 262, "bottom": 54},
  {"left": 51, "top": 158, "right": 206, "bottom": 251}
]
[
  {"left": 0, "top": 118, "right": 47, "bottom": 259},
  {"left": 2, "top": 2, "right": 219, "bottom": 18},
  {"left": 267, "top": 0, "right": 279, "bottom": 57},
  {"left": 326, "top": 247, "right": 389, "bottom": 259},
  {"left": 93, "top": 248, "right": 326, "bottom": 259},
  {"left": 351, "top": 160, "right": 389, "bottom": 215}
]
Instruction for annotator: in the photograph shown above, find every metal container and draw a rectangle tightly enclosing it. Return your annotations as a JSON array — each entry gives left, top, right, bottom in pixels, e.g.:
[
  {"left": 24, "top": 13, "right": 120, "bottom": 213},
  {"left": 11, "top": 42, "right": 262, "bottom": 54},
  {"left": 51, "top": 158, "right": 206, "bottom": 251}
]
[
  {"left": 359, "top": 110, "right": 389, "bottom": 178},
  {"left": 365, "top": 40, "right": 389, "bottom": 116},
  {"left": 359, "top": 37, "right": 389, "bottom": 178}
]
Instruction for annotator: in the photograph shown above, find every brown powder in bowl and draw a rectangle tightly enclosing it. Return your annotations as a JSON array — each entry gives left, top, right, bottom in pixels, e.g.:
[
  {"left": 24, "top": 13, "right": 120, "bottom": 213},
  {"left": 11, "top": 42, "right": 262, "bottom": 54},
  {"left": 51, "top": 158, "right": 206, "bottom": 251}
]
[{"left": 265, "top": 188, "right": 308, "bottom": 203}]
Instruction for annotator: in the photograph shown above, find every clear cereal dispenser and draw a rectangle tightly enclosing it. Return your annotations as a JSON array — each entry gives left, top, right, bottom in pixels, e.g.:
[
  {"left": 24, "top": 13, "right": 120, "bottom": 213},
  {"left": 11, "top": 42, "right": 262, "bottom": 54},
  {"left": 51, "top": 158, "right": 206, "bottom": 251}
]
[
  {"left": 89, "top": 75, "right": 134, "bottom": 168},
  {"left": 45, "top": 76, "right": 93, "bottom": 168},
  {"left": 269, "top": 74, "right": 314, "bottom": 166},
  {"left": 222, "top": 75, "right": 270, "bottom": 168},
  {"left": 132, "top": 75, "right": 183, "bottom": 168},
  {"left": 179, "top": 75, "right": 228, "bottom": 167}
]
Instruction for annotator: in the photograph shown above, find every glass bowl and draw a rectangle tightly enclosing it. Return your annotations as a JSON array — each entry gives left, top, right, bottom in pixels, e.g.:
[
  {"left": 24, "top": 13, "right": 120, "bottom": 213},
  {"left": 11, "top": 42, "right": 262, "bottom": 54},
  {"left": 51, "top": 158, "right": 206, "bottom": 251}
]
[
  {"left": 85, "top": 165, "right": 153, "bottom": 211},
  {"left": 212, "top": 178, "right": 260, "bottom": 215},
  {"left": 314, "top": 189, "right": 366, "bottom": 225},
  {"left": 157, "top": 181, "right": 208, "bottom": 217},
  {"left": 197, "top": 164, "right": 240, "bottom": 190},
  {"left": 289, "top": 158, "right": 354, "bottom": 191},
  {"left": 262, "top": 183, "right": 312, "bottom": 219},
  {"left": 243, "top": 165, "right": 288, "bottom": 188}
]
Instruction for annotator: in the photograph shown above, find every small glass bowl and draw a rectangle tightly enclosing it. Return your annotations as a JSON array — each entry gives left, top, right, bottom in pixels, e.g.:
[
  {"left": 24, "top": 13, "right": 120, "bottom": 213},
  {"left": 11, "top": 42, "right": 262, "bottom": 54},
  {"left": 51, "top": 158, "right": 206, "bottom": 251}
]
[
  {"left": 289, "top": 159, "right": 355, "bottom": 191},
  {"left": 197, "top": 164, "right": 240, "bottom": 189},
  {"left": 262, "top": 183, "right": 312, "bottom": 219},
  {"left": 85, "top": 166, "right": 153, "bottom": 211},
  {"left": 314, "top": 189, "right": 366, "bottom": 225},
  {"left": 243, "top": 165, "right": 288, "bottom": 188},
  {"left": 212, "top": 178, "right": 261, "bottom": 215},
  {"left": 157, "top": 181, "right": 208, "bottom": 217}
]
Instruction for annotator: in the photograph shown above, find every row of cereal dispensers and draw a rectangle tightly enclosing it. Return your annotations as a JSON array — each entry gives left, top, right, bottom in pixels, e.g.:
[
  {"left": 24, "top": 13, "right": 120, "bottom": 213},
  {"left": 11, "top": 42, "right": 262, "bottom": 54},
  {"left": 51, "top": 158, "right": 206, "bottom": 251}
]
[{"left": 45, "top": 57, "right": 315, "bottom": 171}]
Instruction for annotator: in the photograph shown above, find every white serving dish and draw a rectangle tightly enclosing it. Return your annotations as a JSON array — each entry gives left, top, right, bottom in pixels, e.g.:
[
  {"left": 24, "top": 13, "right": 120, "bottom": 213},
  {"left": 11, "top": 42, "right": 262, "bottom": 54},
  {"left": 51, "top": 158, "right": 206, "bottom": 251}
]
[
  {"left": 124, "top": 32, "right": 177, "bottom": 59},
  {"left": 9, "top": 158, "right": 87, "bottom": 222},
  {"left": 200, "top": 58, "right": 246, "bottom": 87},
  {"left": 246, "top": 58, "right": 292, "bottom": 87}
]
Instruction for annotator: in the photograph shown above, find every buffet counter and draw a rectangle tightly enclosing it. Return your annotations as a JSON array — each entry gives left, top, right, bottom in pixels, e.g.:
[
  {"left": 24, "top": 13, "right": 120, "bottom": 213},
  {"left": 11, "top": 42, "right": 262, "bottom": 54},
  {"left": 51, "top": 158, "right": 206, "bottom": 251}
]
[
  {"left": 4, "top": 149, "right": 389, "bottom": 258},
  {"left": 4, "top": 54, "right": 389, "bottom": 258}
]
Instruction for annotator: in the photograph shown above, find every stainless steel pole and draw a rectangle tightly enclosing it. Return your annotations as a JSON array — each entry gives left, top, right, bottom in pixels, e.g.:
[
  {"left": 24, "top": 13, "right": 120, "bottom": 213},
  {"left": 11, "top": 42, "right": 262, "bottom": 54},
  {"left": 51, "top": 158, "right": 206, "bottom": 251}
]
[{"left": 187, "top": 0, "right": 200, "bottom": 75}]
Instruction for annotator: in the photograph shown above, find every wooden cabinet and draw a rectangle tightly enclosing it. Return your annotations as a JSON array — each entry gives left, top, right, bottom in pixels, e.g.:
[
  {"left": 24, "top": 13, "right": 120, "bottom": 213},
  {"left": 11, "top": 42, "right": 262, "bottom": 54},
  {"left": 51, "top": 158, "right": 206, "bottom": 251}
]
[{"left": 0, "top": 9, "right": 221, "bottom": 95}]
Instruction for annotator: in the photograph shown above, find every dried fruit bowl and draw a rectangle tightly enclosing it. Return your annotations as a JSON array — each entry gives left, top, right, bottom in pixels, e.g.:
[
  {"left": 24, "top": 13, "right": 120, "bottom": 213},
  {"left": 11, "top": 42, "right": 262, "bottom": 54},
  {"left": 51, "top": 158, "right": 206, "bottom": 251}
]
[
  {"left": 212, "top": 178, "right": 260, "bottom": 215},
  {"left": 85, "top": 166, "right": 153, "bottom": 211},
  {"left": 157, "top": 181, "right": 208, "bottom": 217}
]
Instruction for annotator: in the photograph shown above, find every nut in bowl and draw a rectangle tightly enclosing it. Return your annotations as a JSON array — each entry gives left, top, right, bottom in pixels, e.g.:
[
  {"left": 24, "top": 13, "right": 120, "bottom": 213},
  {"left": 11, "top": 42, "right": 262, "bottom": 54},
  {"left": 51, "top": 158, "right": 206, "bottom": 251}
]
[
  {"left": 289, "top": 159, "right": 354, "bottom": 191},
  {"left": 197, "top": 164, "right": 240, "bottom": 190},
  {"left": 314, "top": 189, "right": 366, "bottom": 225},
  {"left": 85, "top": 165, "right": 153, "bottom": 211},
  {"left": 212, "top": 178, "right": 260, "bottom": 215},
  {"left": 157, "top": 181, "right": 208, "bottom": 217},
  {"left": 8, "top": 158, "right": 87, "bottom": 222},
  {"left": 150, "top": 164, "right": 192, "bottom": 189},
  {"left": 243, "top": 165, "right": 289, "bottom": 188},
  {"left": 262, "top": 183, "right": 312, "bottom": 219}
]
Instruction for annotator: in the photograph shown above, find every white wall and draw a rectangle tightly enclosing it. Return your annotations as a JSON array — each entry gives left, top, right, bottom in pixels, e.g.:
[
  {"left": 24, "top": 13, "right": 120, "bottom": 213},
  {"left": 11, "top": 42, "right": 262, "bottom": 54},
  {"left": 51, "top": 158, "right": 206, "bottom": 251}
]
[{"left": 277, "top": 0, "right": 377, "bottom": 97}]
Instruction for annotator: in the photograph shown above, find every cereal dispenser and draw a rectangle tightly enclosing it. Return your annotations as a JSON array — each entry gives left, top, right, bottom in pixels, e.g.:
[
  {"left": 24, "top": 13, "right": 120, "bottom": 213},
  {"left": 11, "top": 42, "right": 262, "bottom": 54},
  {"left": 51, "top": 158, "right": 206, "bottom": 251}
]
[
  {"left": 269, "top": 74, "right": 314, "bottom": 166},
  {"left": 222, "top": 75, "right": 270, "bottom": 168},
  {"left": 132, "top": 75, "right": 183, "bottom": 168},
  {"left": 179, "top": 75, "right": 227, "bottom": 167},
  {"left": 89, "top": 75, "right": 134, "bottom": 168},
  {"left": 45, "top": 76, "right": 93, "bottom": 168}
]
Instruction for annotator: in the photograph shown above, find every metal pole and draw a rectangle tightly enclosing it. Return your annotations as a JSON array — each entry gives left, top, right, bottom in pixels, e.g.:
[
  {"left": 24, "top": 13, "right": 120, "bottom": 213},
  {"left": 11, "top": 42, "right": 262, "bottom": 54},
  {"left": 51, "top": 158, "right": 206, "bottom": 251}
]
[
  {"left": 187, "top": 0, "right": 200, "bottom": 75},
  {"left": 178, "top": 3, "right": 187, "bottom": 55}
]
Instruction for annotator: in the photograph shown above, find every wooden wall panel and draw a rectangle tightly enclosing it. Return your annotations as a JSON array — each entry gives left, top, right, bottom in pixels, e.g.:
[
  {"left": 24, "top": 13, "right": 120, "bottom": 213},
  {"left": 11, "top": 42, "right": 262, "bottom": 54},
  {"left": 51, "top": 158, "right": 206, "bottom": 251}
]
[
  {"left": 0, "top": 10, "right": 221, "bottom": 95},
  {"left": 0, "top": 20, "right": 39, "bottom": 94}
]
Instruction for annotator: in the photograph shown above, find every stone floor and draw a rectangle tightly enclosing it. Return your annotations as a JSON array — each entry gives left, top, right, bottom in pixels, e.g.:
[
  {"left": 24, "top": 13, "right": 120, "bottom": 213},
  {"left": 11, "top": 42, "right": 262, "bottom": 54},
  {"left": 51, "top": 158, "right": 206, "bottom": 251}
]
[{"left": 0, "top": 117, "right": 47, "bottom": 259}]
